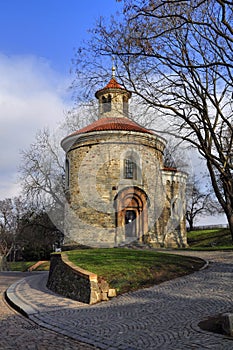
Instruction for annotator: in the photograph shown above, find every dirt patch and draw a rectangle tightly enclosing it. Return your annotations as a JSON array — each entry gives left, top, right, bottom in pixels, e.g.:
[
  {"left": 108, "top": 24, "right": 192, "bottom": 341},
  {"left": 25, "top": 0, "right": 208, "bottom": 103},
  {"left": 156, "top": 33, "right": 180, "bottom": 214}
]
[{"left": 28, "top": 261, "right": 48, "bottom": 272}]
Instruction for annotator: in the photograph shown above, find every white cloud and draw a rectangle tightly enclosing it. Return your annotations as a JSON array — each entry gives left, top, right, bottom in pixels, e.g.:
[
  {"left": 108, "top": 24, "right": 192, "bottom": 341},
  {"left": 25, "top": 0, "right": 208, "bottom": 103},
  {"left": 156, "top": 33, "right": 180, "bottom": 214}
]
[{"left": 0, "top": 54, "right": 72, "bottom": 199}]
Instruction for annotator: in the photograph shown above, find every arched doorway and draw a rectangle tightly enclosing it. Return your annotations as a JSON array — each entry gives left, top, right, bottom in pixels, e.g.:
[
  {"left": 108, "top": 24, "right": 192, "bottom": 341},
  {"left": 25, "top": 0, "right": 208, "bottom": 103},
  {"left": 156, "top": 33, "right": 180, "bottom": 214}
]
[
  {"left": 125, "top": 210, "right": 137, "bottom": 237},
  {"left": 114, "top": 187, "right": 149, "bottom": 243}
]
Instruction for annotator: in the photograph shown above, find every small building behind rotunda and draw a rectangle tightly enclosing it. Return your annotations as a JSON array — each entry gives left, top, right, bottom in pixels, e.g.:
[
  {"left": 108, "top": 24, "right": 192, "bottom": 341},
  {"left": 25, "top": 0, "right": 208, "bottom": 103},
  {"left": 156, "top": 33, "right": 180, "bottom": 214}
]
[{"left": 61, "top": 73, "right": 188, "bottom": 248}]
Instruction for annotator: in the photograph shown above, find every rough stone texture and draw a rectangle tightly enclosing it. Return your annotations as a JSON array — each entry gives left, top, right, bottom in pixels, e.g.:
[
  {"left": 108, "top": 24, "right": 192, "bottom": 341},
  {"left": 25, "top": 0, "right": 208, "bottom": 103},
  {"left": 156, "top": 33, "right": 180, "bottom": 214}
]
[
  {"left": 62, "top": 79, "right": 188, "bottom": 248},
  {"left": 64, "top": 132, "right": 187, "bottom": 248},
  {"left": 95, "top": 82, "right": 131, "bottom": 118},
  {"left": 47, "top": 253, "right": 115, "bottom": 304}
]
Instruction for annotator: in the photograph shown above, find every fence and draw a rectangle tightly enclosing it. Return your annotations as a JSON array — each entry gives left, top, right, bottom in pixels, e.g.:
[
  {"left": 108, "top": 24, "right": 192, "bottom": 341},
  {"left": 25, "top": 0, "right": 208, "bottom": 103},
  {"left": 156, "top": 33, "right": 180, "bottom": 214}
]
[{"left": 191, "top": 224, "right": 229, "bottom": 231}]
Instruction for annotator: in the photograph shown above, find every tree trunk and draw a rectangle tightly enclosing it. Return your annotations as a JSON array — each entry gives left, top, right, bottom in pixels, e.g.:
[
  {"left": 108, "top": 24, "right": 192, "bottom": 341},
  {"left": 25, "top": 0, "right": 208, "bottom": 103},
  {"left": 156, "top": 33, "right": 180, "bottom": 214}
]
[
  {"left": 189, "top": 219, "right": 194, "bottom": 231},
  {"left": 206, "top": 160, "right": 233, "bottom": 241},
  {"left": 226, "top": 212, "right": 233, "bottom": 242},
  {"left": 0, "top": 255, "right": 2, "bottom": 272},
  {"left": 186, "top": 214, "right": 194, "bottom": 231},
  {"left": 221, "top": 181, "right": 233, "bottom": 242},
  {"left": 0, "top": 255, "right": 8, "bottom": 271}
]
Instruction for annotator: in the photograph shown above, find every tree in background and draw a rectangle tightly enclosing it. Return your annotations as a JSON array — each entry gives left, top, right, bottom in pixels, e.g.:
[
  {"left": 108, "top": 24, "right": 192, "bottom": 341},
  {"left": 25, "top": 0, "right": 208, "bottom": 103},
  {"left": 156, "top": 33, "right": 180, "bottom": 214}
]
[
  {"left": 163, "top": 140, "right": 221, "bottom": 229},
  {"left": 16, "top": 211, "right": 63, "bottom": 261},
  {"left": 72, "top": 0, "right": 233, "bottom": 238},
  {"left": 186, "top": 177, "right": 222, "bottom": 231},
  {"left": 0, "top": 196, "right": 63, "bottom": 267},
  {"left": 19, "top": 128, "right": 65, "bottom": 211},
  {"left": 163, "top": 137, "right": 191, "bottom": 172},
  {"left": 0, "top": 197, "right": 26, "bottom": 270},
  {"left": 18, "top": 104, "right": 99, "bottom": 234}
]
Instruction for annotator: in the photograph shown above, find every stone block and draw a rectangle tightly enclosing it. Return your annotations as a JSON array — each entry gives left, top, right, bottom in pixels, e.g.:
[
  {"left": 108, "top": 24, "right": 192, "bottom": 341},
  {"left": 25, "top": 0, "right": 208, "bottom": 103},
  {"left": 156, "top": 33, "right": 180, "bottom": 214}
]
[
  {"left": 221, "top": 313, "right": 233, "bottom": 336},
  {"left": 108, "top": 288, "right": 117, "bottom": 298},
  {"left": 101, "top": 292, "right": 109, "bottom": 301},
  {"left": 99, "top": 279, "right": 110, "bottom": 293}
]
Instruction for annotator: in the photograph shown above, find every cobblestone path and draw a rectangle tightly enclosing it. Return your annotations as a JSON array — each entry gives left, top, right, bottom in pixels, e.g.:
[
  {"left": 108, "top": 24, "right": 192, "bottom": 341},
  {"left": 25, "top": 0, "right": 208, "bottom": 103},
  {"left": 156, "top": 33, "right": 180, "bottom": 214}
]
[
  {"left": 3, "top": 251, "right": 233, "bottom": 350},
  {"left": 0, "top": 272, "right": 97, "bottom": 350}
]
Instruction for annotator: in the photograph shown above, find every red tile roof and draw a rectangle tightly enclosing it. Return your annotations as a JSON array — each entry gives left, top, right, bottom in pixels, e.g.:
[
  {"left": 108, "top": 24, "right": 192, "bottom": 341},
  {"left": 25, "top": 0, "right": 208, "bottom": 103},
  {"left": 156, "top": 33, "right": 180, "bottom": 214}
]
[
  {"left": 104, "top": 78, "right": 123, "bottom": 89},
  {"left": 70, "top": 117, "right": 155, "bottom": 136},
  {"left": 95, "top": 77, "right": 131, "bottom": 98},
  {"left": 163, "top": 167, "right": 178, "bottom": 172}
]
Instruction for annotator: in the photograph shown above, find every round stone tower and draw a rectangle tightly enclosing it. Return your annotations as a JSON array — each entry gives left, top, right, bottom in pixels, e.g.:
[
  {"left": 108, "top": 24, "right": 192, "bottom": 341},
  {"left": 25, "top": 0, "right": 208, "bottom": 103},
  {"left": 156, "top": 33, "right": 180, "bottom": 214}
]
[{"left": 61, "top": 73, "right": 187, "bottom": 248}]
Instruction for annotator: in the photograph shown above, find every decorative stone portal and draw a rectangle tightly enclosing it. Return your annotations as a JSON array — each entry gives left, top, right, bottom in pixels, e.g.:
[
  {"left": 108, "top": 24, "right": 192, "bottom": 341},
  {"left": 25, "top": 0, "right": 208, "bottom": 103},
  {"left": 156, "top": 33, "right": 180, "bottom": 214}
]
[{"left": 114, "top": 187, "right": 149, "bottom": 243}]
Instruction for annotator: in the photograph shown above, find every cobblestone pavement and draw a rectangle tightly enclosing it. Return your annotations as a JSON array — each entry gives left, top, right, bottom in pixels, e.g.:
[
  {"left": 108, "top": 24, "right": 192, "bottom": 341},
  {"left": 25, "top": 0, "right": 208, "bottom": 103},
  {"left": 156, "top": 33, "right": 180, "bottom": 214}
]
[
  {"left": 4, "top": 251, "right": 233, "bottom": 350},
  {"left": 0, "top": 272, "right": 97, "bottom": 350}
]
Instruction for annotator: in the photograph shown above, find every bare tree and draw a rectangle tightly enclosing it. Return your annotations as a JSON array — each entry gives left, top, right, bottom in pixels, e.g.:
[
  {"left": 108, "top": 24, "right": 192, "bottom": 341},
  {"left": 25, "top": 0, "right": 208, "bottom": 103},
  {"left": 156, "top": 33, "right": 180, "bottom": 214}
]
[
  {"left": 19, "top": 105, "right": 98, "bottom": 232},
  {"left": 186, "top": 177, "right": 222, "bottom": 231},
  {"left": 72, "top": 0, "right": 233, "bottom": 238},
  {"left": 163, "top": 137, "right": 191, "bottom": 172},
  {"left": 0, "top": 197, "right": 26, "bottom": 270},
  {"left": 19, "top": 128, "right": 65, "bottom": 210}
]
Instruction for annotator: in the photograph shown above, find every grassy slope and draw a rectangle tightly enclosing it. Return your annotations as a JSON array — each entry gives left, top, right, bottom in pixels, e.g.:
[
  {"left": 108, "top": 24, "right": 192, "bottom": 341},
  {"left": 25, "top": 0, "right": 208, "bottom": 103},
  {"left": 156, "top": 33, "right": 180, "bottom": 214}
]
[
  {"left": 187, "top": 228, "right": 233, "bottom": 250},
  {"left": 9, "top": 229, "right": 233, "bottom": 295},
  {"left": 9, "top": 261, "right": 50, "bottom": 272},
  {"left": 66, "top": 248, "right": 204, "bottom": 294}
]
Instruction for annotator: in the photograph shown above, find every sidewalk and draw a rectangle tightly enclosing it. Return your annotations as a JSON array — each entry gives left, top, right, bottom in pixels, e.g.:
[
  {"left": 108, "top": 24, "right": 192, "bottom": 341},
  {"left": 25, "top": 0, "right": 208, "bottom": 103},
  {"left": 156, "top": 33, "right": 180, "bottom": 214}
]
[{"left": 5, "top": 251, "right": 233, "bottom": 350}]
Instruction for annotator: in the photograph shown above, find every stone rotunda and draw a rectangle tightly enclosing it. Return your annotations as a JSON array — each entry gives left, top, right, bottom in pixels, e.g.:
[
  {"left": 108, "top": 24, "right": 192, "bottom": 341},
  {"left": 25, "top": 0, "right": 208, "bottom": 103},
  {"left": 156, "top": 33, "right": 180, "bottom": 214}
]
[{"left": 61, "top": 73, "right": 188, "bottom": 248}]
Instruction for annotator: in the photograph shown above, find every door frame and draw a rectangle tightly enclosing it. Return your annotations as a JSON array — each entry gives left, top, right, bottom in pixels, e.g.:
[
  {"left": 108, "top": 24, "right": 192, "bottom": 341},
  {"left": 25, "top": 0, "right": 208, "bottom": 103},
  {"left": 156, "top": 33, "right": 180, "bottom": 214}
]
[{"left": 114, "top": 186, "right": 149, "bottom": 242}]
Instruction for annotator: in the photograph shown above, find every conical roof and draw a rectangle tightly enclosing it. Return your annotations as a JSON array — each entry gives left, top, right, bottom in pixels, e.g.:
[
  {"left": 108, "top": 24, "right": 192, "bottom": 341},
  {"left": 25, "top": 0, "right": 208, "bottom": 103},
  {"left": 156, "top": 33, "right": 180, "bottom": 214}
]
[
  {"left": 95, "top": 77, "right": 131, "bottom": 99},
  {"left": 69, "top": 117, "right": 155, "bottom": 136},
  {"left": 61, "top": 75, "right": 166, "bottom": 152}
]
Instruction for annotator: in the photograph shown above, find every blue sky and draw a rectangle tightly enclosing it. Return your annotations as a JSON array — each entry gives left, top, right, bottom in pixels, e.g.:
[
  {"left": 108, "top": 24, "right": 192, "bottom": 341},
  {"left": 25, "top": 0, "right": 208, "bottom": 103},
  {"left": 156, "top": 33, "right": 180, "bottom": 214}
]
[
  {"left": 0, "top": 0, "right": 121, "bottom": 199},
  {"left": 0, "top": 0, "right": 121, "bottom": 73},
  {"left": 0, "top": 1, "right": 227, "bottom": 226}
]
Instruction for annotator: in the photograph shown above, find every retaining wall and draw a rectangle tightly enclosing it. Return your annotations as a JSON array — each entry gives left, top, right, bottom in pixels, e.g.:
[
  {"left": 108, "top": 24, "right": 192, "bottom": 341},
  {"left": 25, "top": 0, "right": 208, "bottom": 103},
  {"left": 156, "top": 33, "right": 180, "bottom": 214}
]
[{"left": 47, "top": 253, "right": 116, "bottom": 304}]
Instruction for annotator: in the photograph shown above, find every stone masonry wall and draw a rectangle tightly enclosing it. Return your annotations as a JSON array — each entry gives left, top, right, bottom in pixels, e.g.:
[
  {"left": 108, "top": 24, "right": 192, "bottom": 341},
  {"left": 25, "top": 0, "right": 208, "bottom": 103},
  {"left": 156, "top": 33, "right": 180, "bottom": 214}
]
[
  {"left": 64, "top": 131, "right": 166, "bottom": 246},
  {"left": 47, "top": 253, "right": 116, "bottom": 304},
  {"left": 158, "top": 170, "right": 188, "bottom": 247}
]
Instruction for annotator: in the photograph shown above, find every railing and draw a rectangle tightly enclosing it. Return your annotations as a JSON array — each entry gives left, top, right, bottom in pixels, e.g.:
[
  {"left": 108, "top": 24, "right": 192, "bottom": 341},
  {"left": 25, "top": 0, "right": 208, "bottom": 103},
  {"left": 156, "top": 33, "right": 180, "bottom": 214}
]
[{"left": 190, "top": 224, "right": 229, "bottom": 231}]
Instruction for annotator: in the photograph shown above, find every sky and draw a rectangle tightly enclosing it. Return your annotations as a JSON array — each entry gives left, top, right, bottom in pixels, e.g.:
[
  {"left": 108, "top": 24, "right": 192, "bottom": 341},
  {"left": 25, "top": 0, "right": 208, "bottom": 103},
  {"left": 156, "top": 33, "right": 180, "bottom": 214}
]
[
  {"left": 0, "top": 0, "right": 122, "bottom": 200},
  {"left": 0, "top": 1, "right": 227, "bottom": 225}
]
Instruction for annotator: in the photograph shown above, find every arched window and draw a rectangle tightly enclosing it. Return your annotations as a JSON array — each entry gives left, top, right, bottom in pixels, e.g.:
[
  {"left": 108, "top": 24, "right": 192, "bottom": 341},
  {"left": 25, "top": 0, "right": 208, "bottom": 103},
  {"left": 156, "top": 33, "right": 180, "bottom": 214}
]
[
  {"left": 102, "top": 94, "right": 111, "bottom": 113},
  {"left": 102, "top": 96, "right": 107, "bottom": 113},
  {"left": 124, "top": 158, "right": 137, "bottom": 179}
]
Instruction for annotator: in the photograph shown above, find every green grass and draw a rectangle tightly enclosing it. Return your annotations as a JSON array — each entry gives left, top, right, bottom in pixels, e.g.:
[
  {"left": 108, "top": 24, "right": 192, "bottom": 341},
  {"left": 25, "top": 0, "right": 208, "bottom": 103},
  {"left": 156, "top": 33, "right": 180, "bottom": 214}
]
[
  {"left": 8, "top": 261, "right": 37, "bottom": 271},
  {"left": 8, "top": 229, "right": 233, "bottom": 296},
  {"left": 8, "top": 261, "right": 50, "bottom": 271},
  {"left": 66, "top": 248, "right": 204, "bottom": 294},
  {"left": 187, "top": 228, "right": 233, "bottom": 250}
]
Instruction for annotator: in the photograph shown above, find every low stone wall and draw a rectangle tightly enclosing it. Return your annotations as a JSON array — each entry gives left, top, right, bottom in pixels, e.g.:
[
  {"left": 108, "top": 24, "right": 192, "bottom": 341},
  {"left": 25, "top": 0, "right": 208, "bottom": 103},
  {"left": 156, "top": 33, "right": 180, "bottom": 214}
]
[{"left": 47, "top": 253, "right": 116, "bottom": 304}]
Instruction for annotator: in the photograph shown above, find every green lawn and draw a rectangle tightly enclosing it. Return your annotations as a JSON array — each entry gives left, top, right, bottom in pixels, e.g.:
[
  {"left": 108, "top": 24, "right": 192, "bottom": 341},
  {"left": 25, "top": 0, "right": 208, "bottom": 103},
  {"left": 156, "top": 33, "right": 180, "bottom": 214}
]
[
  {"left": 187, "top": 228, "right": 233, "bottom": 250},
  {"left": 8, "top": 261, "right": 50, "bottom": 271},
  {"left": 8, "top": 229, "right": 233, "bottom": 295},
  {"left": 8, "top": 261, "right": 37, "bottom": 271},
  {"left": 66, "top": 248, "right": 204, "bottom": 294}
]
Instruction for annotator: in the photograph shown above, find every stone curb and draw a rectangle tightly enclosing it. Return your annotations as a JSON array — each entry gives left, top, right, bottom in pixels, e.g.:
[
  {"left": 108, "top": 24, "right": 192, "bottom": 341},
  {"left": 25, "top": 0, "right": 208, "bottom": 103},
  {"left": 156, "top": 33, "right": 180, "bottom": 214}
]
[{"left": 5, "top": 278, "right": 36, "bottom": 317}]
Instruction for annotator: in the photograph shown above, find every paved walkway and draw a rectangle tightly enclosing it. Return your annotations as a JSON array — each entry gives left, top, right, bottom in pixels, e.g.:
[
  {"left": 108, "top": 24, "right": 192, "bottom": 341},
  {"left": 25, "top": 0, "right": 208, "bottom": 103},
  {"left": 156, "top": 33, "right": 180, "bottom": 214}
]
[
  {"left": 0, "top": 272, "right": 97, "bottom": 350},
  {"left": 4, "top": 251, "right": 233, "bottom": 349}
]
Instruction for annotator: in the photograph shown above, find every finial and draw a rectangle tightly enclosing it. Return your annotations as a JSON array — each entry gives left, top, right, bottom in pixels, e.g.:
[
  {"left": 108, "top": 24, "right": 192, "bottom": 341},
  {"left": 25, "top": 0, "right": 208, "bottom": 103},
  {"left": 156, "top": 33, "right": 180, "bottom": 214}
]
[{"left": 112, "top": 56, "right": 116, "bottom": 78}]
